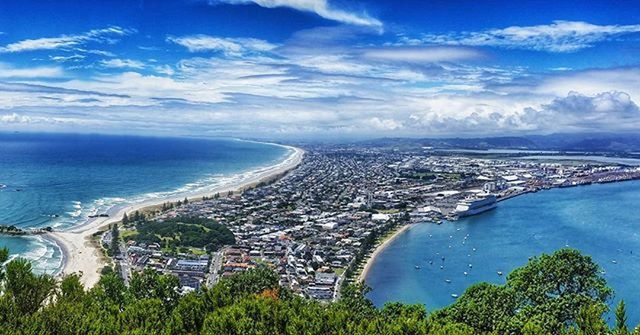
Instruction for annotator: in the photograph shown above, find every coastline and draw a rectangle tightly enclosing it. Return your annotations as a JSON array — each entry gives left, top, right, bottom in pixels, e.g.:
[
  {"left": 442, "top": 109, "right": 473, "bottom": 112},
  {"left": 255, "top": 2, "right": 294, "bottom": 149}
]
[
  {"left": 357, "top": 223, "right": 414, "bottom": 283},
  {"left": 49, "top": 145, "right": 304, "bottom": 288},
  {"left": 358, "top": 176, "right": 640, "bottom": 285}
]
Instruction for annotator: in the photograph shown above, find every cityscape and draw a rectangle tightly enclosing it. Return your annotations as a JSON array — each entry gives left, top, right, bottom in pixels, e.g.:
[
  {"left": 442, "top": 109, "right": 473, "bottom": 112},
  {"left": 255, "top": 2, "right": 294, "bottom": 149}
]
[
  {"left": 2, "top": 0, "right": 640, "bottom": 333},
  {"left": 104, "top": 146, "right": 640, "bottom": 302}
]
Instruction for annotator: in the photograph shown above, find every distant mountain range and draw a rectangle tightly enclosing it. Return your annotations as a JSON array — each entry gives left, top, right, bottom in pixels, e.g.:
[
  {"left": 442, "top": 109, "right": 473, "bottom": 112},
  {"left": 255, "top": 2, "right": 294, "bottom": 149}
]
[{"left": 359, "top": 133, "right": 640, "bottom": 153}]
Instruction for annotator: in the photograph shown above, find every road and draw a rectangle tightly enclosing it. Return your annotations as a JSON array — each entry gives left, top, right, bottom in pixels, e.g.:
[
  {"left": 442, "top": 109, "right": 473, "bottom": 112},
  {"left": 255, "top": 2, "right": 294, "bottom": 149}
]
[{"left": 207, "top": 250, "right": 223, "bottom": 286}]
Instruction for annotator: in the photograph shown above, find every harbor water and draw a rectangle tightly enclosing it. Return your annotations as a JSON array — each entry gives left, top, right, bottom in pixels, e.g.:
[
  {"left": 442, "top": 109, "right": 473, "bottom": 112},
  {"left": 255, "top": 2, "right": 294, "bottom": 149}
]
[{"left": 365, "top": 179, "right": 640, "bottom": 324}]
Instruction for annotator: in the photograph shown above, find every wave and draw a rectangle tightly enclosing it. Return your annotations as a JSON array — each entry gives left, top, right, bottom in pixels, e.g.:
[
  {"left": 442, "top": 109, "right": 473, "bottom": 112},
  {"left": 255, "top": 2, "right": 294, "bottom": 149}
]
[
  {"left": 6, "top": 236, "right": 63, "bottom": 276},
  {"left": 45, "top": 145, "right": 296, "bottom": 232},
  {"left": 9, "top": 142, "right": 297, "bottom": 275}
]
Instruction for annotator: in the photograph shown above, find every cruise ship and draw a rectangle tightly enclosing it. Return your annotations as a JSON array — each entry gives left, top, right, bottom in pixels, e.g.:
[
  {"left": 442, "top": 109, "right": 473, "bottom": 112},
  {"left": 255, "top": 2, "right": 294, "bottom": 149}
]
[{"left": 454, "top": 194, "right": 497, "bottom": 217}]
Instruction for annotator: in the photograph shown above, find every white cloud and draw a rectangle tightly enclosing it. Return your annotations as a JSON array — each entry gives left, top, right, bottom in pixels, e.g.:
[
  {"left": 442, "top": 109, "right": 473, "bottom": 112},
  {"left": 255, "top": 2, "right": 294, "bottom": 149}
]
[
  {"left": 50, "top": 54, "right": 86, "bottom": 62},
  {"left": 0, "top": 113, "right": 32, "bottom": 123},
  {"left": 207, "top": 0, "right": 382, "bottom": 28},
  {"left": 0, "top": 26, "right": 135, "bottom": 53},
  {"left": 167, "top": 35, "right": 277, "bottom": 56},
  {"left": 100, "top": 58, "right": 146, "bottom": 69},
  {"left": 416, "top": 21, "right": 640, "bottom": 52},
  {"left": 362, "top": 47, "right": 482, "bottom": 63},
  {"left": 3, "top": 24, "right": 640, "bottom": 138},
  {"left": 0, "top": 63, "right": 64, "bottom": 78}
]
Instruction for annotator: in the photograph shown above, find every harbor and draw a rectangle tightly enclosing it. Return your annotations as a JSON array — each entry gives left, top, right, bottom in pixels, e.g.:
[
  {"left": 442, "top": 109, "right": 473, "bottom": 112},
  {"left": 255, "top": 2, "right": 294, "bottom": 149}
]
[{"left": 365, "top": 179, "right": 640, "bottom": 325}]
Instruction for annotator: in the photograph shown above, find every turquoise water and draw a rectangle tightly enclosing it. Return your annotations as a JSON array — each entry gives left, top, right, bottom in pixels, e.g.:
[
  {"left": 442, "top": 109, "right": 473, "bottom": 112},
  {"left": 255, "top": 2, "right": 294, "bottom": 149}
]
[
  {"left": 366, "top": 180, "right": 640, "bottom": 324},
  {"left": 0, "top": 133, "right": 290, "bottom": 274}
]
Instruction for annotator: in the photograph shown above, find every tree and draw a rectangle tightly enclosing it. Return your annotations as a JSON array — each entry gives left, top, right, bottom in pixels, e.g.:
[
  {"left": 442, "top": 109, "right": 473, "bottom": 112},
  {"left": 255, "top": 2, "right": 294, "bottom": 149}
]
[
  {"left": 616, "top": 300, "right": 630, "bottom": 335},
  {"left": 122, "top": 213, "right": 129, "bottom": 225},
  {"left": 432, "top": 282, "right": 517, "bottom": 333},
  {"left": 0, "top": 247, "right": 8, "bottom": 283},
  {"left": 506, "top": 248, "right": 611, "bottom": 327},
  {"left": 3, "top": 258, "right": 56, "bottom": 315},
  {"left": 58, "top": 273, "right": 85, "bottom": 303},
  {"left": 575, "top": 304, "right": 608, "bottom": 335},
  {"left": 110, "top": 223, "right": 120, "bottom": 257},
  {"left": 129, "top": 269, "right": 180, "bottom": 311}
]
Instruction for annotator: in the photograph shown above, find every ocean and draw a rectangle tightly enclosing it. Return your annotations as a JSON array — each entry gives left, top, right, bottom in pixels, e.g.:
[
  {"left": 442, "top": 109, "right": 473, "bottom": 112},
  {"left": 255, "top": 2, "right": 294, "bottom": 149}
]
[
  {"left": 365, "top": 179, "right": 640, "bottom": 325},
  {"left": 0, "top": 133, "right": 291, "bottom": 274}
]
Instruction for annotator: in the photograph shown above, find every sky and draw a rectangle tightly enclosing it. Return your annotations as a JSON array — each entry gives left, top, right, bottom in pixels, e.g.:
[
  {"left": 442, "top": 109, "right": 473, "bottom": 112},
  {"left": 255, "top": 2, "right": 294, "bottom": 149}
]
[{"left": 0, "top": 0, "right": 640, "bottom": 139}]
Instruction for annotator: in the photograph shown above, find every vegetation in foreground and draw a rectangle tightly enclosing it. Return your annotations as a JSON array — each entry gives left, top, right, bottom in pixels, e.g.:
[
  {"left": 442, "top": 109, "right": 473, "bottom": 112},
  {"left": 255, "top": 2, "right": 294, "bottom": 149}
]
[{"left": 0, "top": 247, "right": 636, "bottom": 335}]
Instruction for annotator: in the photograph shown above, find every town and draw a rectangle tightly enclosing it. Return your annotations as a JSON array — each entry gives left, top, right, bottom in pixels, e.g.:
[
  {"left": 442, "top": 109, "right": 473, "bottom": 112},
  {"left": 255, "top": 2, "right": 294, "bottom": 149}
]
[{"left": 106, "top": 146, "right": 640, "bottom": 300}]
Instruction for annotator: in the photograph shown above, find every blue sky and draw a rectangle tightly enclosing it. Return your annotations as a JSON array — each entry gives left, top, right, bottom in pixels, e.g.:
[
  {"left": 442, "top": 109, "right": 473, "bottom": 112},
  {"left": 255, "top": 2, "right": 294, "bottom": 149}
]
[{"left": 1, "top": 0, "right": 640, "bottom": 139}]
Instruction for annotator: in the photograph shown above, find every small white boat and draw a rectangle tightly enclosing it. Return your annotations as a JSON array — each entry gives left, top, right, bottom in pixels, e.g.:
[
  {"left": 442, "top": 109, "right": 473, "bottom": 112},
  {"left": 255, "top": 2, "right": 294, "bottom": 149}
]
[
  {"left": 612, "top": 260, "right": 618, "bottom": 264},
  {"left": 497, "top": 271, "right": 503, "bottom": 276},
  {"left": 451, "top": 294, "right": 459, "bottom": 298},
  {"left": 415, "top": 265, "right": 421, "bottom": 269},
  {"left": 468, "top": 264, "right": 473, "bottom": 268},
  {"left": 440, "top": 266, "right": 444, "bottom": 269},
  {"left": 445, "top": 279, "right": 451, "bottom": 283},
  {"left": 463, "top": 272, "right": 468, "bottom": 276}
]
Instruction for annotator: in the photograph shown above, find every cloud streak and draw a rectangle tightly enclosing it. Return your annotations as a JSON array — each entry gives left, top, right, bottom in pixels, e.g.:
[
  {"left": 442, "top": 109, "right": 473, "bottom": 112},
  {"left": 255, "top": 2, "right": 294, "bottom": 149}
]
[
  {"left": 362, "top": 47, "right": 482, "bottom": 63},
  {"left": 414, "top": 21, "right": 640, "bottom": 52},
  {"left": 167, "top": 35, "right": 277, "bottom": 56},
  {"left": 206, "top": 0, "right": 382, "bottom": 28},
  {"left": 0, "top": 26, "right": 135, "bottom": 53}
]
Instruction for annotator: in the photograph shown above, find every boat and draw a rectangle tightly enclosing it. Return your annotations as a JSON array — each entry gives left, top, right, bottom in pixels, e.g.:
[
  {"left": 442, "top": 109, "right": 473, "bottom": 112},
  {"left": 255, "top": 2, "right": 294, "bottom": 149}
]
[
  {"left": 415, "top": 265, "right": 421, "bottom": 269},
  {"left": 454, "top": 194, "right": 497, "bottom": 217},
  {"left": 445, "top": 279, "right": 451, "bottom": 283},
  {"left": 463, "top": 271, "right": 468, "bottom": 276},
  {"left": 468, "top": 264, "right": 472, "bottom": 268},
  {"left": 612, "top": 260, "right": 618, "bottom": 264},
  {"left": 451, "top": 294, "right": 459, "bottom": 298},
  {"left": 497, "top": 271, "right": 503, "bottom": 276}
]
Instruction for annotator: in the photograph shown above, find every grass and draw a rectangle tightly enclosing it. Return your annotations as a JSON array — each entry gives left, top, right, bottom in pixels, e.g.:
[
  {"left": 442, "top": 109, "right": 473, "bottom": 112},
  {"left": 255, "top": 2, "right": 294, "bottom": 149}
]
[{"left": 121, "top": 230, "right": 138, "bottom": 239}]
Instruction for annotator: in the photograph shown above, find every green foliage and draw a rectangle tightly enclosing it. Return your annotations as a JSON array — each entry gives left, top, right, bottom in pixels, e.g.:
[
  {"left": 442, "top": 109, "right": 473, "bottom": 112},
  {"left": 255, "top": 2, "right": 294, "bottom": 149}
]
[
  {"left": 433, "top": 248, "right": 613, "bottom": 335},
  {"left": 0, "top": 246, "right": 8, "bottom": 282},
  {"left": 616, "top": 300, "right": 630, "bottom": 335},
  {"left": 132, "top": 216, "right": 235, "bottom": 252},
  {"left": 0, "top": 248, "right": 632, "bottom": 334},
  {"left": 4, "top": 258, "right": 56, "bottom": 315},
  {"left": 110, "top": 223, "right": 120, "bottom": 257}
]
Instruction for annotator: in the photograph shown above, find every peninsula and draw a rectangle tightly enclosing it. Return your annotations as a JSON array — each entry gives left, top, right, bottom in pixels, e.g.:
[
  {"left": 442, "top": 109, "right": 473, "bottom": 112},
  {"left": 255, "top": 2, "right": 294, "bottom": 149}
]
[{"left": 47, "top": 145, "right": 304, "bottom": 288}]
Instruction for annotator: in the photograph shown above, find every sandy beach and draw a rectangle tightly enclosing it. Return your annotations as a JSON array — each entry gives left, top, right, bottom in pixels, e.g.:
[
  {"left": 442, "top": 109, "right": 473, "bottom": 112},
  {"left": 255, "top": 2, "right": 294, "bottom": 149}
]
[
  {"left": 49, "top": 145, "right": 304, "bottom": 288},
  {"left": 357, "top": 223, "right": 414, "bottom": 283}
]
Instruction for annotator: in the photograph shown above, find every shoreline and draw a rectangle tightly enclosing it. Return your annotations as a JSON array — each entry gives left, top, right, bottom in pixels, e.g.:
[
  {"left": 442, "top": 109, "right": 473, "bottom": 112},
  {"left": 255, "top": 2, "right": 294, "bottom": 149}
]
[
  {"left": 357, "top": 176, "right": 640, "bottom": 285},
  {"left": 49, "top": 144, "right": 304, "bottom": 288},
  {"left": 357, "top": 223, "right": 414, "bottom": 283}
]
